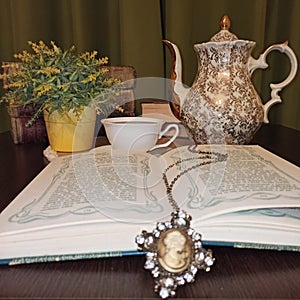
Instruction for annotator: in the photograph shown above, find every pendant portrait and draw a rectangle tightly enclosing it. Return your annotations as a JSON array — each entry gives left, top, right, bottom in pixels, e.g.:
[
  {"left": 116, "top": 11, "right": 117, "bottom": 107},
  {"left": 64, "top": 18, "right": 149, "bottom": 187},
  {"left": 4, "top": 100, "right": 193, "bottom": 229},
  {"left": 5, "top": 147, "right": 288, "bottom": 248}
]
[{"left": 157, "top": 228, "right": 192, "bottom": 273}]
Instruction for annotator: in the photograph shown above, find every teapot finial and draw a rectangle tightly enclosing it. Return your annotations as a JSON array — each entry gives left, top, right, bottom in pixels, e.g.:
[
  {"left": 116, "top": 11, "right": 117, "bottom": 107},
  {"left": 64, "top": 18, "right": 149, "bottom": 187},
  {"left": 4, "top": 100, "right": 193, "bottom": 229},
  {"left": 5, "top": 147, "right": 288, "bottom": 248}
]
[
  {"left": 220, "top": 15, "right": 231, "bottom": 30},
  {"left": 210, "top": 15, "right": 237, "bottom": 41}
]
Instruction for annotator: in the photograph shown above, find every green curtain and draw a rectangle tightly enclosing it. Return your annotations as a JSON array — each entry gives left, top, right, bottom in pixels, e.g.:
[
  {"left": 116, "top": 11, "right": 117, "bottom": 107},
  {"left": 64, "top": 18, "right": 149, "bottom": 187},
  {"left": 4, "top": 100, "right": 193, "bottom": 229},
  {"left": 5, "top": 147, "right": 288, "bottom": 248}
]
[{"left": 0, "top": 0, "right": 299, "bottom": 133}]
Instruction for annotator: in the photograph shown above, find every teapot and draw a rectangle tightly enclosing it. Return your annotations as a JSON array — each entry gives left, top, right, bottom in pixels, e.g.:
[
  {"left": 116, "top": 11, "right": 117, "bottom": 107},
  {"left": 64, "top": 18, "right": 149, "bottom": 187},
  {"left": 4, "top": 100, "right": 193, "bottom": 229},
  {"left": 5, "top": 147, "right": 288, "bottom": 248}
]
[{"left": 163, "top": 15, "right": 298, "bottom": 144}]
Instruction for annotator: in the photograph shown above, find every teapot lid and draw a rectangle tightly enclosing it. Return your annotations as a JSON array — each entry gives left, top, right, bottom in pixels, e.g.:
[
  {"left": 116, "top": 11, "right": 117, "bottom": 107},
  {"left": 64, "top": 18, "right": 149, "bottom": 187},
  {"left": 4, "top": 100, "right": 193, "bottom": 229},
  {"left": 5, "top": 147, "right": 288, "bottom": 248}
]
[{"left": 210, "top": 15, "right": 238, "bottom": 42}]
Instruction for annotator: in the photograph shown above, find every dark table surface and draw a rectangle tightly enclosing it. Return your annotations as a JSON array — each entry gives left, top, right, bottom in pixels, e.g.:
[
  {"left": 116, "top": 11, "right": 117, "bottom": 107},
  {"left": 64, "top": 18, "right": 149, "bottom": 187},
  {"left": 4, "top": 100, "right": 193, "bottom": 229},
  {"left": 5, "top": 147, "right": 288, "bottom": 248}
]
[{"left": 0, "top": 124, "right": 300, "bottom": 299}]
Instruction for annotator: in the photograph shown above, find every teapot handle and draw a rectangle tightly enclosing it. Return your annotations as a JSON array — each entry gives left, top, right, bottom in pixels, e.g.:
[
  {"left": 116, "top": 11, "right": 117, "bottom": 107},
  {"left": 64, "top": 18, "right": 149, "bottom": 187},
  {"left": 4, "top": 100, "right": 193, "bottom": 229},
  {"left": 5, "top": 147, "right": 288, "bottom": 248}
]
[{"left": 248, "top": 41, "right": 298, "bottom": 123}]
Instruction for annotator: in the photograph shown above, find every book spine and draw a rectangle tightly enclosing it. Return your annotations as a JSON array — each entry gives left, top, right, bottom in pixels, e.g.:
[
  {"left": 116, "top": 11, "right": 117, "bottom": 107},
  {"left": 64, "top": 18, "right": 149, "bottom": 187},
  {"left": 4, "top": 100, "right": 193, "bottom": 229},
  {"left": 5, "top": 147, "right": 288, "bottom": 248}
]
[
  {"left": 203, "top": 240, "right": 300, "bottom": 252},
  {"left": 0, "top": 250, "right": 144, "bottom": 266},
  {"left": 233, "top": 242, "right": 300, "bottom": 252}
]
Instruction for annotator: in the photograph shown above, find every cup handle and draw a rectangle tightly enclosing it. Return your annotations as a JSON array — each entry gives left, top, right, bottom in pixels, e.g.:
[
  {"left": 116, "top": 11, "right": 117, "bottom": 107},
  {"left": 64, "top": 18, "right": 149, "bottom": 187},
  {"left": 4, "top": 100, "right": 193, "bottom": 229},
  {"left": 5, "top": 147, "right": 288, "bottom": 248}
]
[{"left": 148, "top": 123, "right": 179, "bottom": 151}]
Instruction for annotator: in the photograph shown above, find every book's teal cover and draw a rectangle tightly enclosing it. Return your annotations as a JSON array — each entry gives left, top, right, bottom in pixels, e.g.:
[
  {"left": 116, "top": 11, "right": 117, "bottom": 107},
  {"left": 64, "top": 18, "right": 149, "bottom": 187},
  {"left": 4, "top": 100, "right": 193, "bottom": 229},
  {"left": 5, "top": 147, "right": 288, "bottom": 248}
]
[
  {"left": 0, "top": 250, "right": 144, "bottom": 266},
  {"left": 1, "top": 241, "right": 300, "bottom": 266}
]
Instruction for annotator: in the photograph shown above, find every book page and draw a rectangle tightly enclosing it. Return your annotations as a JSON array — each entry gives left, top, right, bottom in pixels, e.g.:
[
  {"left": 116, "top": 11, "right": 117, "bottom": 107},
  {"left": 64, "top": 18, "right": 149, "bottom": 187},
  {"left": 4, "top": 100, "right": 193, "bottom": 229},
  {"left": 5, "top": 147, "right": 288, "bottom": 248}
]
[
  {"left": 0, "top": 145, "right": 300, "bottom": 238},
  {"left": 165, "top": 145, "right": 300, "bottom": 221},
  {"left": 0, "top": 146, "right": 172, "bottom": 236}
]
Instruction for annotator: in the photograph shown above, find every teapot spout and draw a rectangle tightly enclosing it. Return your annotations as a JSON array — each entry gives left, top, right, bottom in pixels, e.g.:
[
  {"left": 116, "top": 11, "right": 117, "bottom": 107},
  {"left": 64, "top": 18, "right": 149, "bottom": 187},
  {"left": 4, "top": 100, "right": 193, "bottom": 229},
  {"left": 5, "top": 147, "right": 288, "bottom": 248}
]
[{"left": 163, "top": 40, "right": 190, "bottom": 118}]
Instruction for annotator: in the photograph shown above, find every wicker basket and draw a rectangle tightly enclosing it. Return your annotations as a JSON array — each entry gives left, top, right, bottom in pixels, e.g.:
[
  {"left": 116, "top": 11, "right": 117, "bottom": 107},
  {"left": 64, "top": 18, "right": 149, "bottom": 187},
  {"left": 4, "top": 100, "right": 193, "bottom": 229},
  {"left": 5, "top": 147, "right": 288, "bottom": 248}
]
[
  {"left": 7, "top": 104, "right": 48, "bottom": 144},
  {"left": 105, "top": 65, "right": 136, "bottom": 117},
  {"left": 2, "top": 62, "right": 48, "bottom": 144}
]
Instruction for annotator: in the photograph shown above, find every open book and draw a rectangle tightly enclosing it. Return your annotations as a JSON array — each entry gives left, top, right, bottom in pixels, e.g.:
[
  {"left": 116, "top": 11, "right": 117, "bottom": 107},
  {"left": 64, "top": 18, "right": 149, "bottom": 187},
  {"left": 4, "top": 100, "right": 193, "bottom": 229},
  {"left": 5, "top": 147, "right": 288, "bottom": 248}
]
[{"left": 0, "top": 145, "right": 300, "bottom": 265}]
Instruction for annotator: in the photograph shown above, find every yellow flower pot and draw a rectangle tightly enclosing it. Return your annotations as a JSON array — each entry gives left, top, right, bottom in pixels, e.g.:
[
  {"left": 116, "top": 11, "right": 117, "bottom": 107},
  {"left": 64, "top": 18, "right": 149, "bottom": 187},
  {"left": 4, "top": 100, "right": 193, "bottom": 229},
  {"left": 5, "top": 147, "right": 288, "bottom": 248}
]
[{"left": 44, "top": 107, "right": 96, "bottom": 152}]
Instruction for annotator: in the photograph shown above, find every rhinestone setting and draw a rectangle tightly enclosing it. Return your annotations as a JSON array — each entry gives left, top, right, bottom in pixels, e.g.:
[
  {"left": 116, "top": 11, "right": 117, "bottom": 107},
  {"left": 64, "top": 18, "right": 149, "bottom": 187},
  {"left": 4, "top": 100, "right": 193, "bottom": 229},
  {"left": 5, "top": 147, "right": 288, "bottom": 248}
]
[{"left": 136, "top": 210, "right": 214, "bottom": 298}]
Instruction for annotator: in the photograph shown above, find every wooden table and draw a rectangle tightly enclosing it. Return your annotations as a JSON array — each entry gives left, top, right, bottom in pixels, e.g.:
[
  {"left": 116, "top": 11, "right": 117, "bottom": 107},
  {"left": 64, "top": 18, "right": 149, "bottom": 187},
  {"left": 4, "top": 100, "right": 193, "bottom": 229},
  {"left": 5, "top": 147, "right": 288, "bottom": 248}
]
[{"left": 0, "top": 124, "right": 300, "bottom": 299}]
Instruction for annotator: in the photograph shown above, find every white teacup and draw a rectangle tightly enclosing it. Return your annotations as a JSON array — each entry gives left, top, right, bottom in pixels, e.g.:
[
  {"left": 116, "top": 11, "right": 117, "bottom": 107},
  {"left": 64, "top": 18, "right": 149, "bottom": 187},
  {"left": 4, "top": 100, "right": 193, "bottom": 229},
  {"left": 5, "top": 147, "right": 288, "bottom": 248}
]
[{"left": 101, "top": 117, "right": 179, "bottom": 151}]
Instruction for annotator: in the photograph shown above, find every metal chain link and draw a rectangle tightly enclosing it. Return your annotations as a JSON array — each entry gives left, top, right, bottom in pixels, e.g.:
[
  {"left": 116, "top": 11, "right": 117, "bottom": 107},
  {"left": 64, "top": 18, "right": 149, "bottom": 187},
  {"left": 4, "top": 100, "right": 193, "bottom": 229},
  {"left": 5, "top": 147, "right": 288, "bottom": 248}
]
[{"left": 162, "top": 149, "right": 228, "bottom": 211}]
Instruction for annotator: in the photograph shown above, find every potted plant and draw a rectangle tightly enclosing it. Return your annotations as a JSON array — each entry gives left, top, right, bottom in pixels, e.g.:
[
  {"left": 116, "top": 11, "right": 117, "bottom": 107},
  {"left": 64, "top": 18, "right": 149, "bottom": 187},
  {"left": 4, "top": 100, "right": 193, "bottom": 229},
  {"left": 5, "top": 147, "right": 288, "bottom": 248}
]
[{"left": 0, "top": 40, "right": 121, "bottom": 152}]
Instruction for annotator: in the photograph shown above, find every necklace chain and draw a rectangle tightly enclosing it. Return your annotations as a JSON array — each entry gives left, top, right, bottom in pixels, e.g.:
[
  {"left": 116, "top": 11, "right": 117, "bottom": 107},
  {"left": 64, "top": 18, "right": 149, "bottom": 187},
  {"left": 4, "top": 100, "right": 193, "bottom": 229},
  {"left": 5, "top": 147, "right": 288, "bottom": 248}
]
[
  {"left": 136, "top": 146, "right": 225, "bottom": 298},
  {"left": 162, "top": 148, "right": 228, "bottom": 211}
]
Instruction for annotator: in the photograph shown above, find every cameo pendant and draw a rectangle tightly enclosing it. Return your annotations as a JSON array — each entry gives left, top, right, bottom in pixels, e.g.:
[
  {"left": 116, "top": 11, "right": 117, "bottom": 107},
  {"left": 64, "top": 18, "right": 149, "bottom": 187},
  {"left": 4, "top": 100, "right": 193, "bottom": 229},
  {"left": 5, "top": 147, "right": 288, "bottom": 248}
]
[{"left": 135, "top": 210, "right": 215, "bottom": 299}]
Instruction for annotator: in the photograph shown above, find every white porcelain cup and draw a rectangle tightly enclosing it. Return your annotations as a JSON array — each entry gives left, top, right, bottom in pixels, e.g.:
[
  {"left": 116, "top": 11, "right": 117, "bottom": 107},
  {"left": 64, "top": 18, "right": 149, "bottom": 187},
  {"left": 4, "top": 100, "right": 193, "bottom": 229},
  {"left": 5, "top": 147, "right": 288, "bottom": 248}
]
[{"left": 101, "top": 117, "right": 179, "bottom": 151}]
